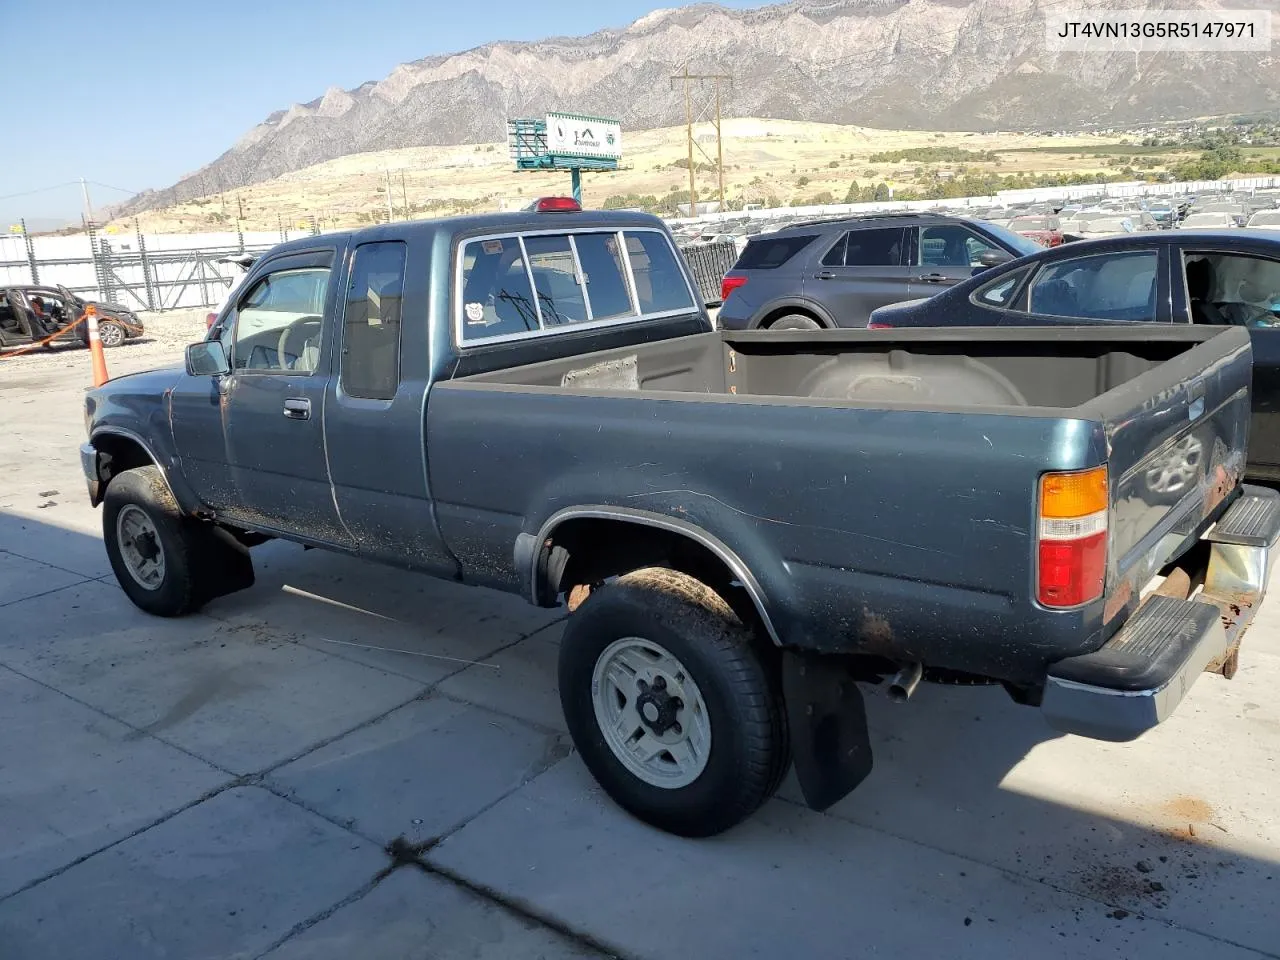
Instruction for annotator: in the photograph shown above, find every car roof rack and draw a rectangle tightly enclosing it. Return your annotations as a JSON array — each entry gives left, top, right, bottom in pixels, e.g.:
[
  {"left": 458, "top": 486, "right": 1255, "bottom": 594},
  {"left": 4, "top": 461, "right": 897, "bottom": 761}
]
[{"left": 779, "top": 211, "right": 954, "bottom": 231}]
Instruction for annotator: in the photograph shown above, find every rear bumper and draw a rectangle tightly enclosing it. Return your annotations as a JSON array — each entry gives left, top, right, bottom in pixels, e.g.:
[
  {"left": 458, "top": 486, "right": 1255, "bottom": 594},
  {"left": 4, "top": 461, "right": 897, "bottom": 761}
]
[{"left": 1041, "top": 484, "right": 1280, "bottom": 741}]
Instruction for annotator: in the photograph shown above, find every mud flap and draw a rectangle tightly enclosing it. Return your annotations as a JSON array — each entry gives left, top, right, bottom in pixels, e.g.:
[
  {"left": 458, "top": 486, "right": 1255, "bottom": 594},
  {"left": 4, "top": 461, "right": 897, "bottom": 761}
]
[
  {"left": 192, "top": 523, "right": 255, "bottom": 605},
  {"left": 781, "top": 650, "right": 874, "bottom": 811}
]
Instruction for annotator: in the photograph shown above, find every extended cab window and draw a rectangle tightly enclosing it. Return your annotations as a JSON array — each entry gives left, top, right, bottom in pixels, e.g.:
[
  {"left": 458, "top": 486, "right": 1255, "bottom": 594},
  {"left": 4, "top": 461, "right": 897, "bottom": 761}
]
[
  {"left": 525, "top": 235, "right": 588, "bottom": 326},
  {"left": 231, "top": 267, "right": 329, "bottom": 373},
  {"left": 341, "top": 241, "right": 407, "bottom": 399}
]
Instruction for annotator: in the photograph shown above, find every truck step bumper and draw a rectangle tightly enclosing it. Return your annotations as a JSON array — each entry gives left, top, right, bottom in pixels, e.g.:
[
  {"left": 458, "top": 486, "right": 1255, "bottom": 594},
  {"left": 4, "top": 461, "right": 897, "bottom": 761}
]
[{"left": 1042, "top": 484, "right": 1280, "bottom": 742}]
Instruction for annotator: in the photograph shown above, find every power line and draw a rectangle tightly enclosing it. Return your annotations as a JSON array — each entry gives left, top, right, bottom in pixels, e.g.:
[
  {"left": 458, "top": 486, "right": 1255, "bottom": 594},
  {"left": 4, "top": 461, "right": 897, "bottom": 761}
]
[
  {"left": 86, "top": 180, "right": 139, "bottom": 196},
  {"left": 0, "top": 181, "right": 80, "bottom": 202}
]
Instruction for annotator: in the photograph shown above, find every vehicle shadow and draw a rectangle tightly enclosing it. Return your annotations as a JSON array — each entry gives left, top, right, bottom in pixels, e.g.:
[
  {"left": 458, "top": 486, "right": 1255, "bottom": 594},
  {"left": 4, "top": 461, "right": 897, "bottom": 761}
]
[{"left": 1, "top": 509, "right": 1277, "bottom": 954}]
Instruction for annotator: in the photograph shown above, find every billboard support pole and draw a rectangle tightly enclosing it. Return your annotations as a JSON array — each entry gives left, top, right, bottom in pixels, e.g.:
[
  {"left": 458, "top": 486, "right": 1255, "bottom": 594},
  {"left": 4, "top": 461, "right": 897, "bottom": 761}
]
[{"left": 570, "top": 169, "right": 582, "bottom": 204}]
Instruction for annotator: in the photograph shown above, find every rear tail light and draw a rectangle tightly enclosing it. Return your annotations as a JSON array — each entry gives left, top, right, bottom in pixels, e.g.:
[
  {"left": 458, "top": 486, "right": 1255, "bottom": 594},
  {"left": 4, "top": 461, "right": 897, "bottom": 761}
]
[
  {"left": 867, "top": 321, "right": 892, "bottom": 329},
  {"left": 206, "top": 312, "right": 217, "bottom": 330},
  {"left": 721, "top": 275, "right": 747, "bottom": 302},
  {"left": 1037, "top": 465, "right": 1108, "bottom": 608}
]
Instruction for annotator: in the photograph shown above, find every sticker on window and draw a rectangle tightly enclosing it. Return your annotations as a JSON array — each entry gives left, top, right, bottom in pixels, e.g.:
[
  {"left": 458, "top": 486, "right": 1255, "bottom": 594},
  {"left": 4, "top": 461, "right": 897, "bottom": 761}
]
[
  {"left": 482, "top": 240, "right": 504, "bottom": 255},
  {"left": 464, "top": 302, "right": 486, "bottom": 324}
]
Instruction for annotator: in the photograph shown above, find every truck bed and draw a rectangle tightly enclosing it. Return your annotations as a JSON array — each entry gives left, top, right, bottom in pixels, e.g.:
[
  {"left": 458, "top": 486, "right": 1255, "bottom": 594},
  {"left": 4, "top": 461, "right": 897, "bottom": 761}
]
[{"left": 429, "top": 326, "right": 1252, "bottom": 682}]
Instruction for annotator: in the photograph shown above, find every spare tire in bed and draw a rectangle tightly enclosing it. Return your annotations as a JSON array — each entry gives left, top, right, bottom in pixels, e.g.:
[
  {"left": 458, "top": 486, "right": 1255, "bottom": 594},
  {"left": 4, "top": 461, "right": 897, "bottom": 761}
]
[{"left": 797, "top": 349, "right": 1028, "bottom": 406}]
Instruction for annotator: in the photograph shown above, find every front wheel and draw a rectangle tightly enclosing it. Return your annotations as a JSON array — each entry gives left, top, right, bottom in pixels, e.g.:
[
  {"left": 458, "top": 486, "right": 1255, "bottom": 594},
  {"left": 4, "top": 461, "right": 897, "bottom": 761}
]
[
  {"left": 98, "top": 320, "right": 126, "bottom": 348},
  {"left": 559, "top": 567, "right": 789, "bottom": 837},
  {"left": 102, "top": 465, "right": 254, "bottom": 616}
]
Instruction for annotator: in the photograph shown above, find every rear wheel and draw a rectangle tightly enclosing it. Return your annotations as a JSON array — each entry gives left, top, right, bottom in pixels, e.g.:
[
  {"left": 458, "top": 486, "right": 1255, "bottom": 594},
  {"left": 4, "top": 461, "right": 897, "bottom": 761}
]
[
  {"left": 767, "top": 313, "right": 822, "bottom": 331},
  {"left": 559, "top": 567, "right": 788, "bottom": 837}
]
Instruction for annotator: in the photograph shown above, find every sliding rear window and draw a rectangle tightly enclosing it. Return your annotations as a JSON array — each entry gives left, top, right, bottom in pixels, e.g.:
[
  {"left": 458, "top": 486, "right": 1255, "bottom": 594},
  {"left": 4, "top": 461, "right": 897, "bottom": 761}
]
[
  {"left": 458, "top": 229, "right": 696, "bottom": 344},
  {"left": 733, "top": 234, "right": 817, "bottom": 270}
]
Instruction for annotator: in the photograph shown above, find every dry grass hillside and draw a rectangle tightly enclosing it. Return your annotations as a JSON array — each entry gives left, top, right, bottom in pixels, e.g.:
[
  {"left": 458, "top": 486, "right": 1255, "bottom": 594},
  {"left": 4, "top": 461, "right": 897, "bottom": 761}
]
[{"left": 108, "top": 118, "right": 1186, "bottom": 234}]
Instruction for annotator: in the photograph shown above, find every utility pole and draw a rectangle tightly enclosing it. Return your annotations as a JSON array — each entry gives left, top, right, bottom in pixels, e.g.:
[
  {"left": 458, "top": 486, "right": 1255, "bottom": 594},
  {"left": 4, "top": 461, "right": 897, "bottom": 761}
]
[
  {"left": 683, "top": 66, "right": 697, "bottom": 214},
  {"left": 400, "top": 170, "right": 409, "bottom": 219},
  {"left": 80, "top": 177, "right": 94, "bottom": 224},
  {"left": 384, "top": 169, "right": 394, "bottom": 223},
  {"left": 715, "top": 83, "right": 725, "bottom": 210},
  {"left": 237, "top": 194, "right": 245, "bottom": 220},
  {"left": 669, "top": 69, "right": 733, "bottom": 216}
]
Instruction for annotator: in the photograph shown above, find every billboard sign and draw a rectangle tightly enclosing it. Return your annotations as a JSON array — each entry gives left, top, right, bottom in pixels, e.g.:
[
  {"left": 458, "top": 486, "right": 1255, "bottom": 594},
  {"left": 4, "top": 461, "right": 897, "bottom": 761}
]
[{"left": 546, "top": 112, "right": 622, "bottom": 160}]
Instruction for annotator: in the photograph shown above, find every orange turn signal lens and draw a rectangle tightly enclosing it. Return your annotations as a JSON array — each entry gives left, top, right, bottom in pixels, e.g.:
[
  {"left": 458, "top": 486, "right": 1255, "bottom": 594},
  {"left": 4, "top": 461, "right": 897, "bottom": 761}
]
[{"left": 1040, "top": 466, "right": 1108, "bottom": 520}]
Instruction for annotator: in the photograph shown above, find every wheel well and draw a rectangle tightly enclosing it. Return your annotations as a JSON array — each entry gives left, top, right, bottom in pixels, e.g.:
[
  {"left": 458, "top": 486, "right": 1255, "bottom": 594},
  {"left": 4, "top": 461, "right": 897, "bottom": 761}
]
[
  {"left": 539, "top": 517, "right": 775, "bottom": 643},
  {"left": 91, "top": 433, "right": 156, "bottom": 488},
  {"left": 758, "top": 305, "right": 825, "bottom": 329}
]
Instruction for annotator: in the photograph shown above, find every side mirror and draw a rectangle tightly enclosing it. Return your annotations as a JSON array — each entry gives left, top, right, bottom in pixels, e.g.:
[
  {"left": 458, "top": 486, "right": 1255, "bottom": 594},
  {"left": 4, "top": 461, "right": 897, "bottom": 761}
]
[
  {"left": 186, "top": 340, "right": 230, "bottom": 376},
  {"left": 978, "top": 250, "right": 1013, "bottom": 269}
]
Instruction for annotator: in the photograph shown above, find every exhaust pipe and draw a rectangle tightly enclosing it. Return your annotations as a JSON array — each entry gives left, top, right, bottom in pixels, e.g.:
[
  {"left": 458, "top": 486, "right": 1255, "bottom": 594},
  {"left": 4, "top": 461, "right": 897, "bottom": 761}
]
[{"left": 887, "top": 662, "right": 923, "bottom": 703}]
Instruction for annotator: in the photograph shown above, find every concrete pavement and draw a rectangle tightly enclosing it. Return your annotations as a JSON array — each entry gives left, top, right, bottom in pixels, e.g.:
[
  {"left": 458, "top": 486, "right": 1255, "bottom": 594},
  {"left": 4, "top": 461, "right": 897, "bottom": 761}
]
[{"left": 0, "top": 318, "right": 1277, "bottom": 959}]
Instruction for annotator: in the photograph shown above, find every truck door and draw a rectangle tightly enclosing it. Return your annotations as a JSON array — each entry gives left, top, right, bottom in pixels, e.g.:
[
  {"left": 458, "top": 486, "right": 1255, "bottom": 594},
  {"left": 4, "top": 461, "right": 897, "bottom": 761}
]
[
  {"left": 321, "top": 239, "right": 457, "bottom": 575},
  {"left": 216, "top": 248, "right": 353, "bottom": 545}
]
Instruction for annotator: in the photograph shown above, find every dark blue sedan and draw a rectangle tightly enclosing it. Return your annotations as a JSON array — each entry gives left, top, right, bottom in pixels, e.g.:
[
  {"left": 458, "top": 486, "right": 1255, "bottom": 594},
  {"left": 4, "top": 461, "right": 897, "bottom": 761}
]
[{"left": 869, "top": 229, "right": 1280, "bottom": 480}]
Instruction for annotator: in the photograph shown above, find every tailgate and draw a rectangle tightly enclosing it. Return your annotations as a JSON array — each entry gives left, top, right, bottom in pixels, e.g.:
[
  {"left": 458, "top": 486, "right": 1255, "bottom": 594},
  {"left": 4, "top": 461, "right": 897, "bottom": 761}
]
[{"left": 1096, "top": 327, "right": 1252, "bottom": 619}]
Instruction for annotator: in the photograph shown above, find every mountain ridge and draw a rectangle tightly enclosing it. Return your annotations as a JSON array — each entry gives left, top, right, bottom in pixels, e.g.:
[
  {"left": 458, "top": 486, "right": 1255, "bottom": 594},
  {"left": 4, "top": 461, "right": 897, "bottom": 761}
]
[{"left": 117, "top": 0, "right": 1280, "bottom": 215}]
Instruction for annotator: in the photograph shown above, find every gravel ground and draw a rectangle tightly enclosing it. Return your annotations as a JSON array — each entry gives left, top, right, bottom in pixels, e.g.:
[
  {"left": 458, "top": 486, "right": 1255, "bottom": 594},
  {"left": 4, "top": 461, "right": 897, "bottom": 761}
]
[{"left": 0, "top": 309, "right": 207, "bottom": 377}]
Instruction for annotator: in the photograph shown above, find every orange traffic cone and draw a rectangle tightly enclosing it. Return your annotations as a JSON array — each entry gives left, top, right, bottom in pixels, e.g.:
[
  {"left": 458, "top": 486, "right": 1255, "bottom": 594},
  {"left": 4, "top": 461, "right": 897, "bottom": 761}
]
[{"left": 85, "top": 305, "right": 110, "bottom": 387}]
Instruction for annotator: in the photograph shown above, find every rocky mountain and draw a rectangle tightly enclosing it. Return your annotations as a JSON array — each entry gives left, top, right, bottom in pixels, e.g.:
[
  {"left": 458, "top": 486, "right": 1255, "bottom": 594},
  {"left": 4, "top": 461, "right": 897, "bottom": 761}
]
[{"left": 121, "top": 0, "right": 1279, "bottom": 213}]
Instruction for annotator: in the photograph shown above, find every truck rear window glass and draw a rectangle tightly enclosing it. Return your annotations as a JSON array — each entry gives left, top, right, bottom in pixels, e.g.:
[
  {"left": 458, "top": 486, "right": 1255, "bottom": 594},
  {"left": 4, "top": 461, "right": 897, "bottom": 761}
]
[
  {"left": 574, "top": 233, "right": 636, "bottom": 321},
  {"left": 735, "top": 234, "right": 816, "bottom": 270},
  {"left": 459, "top": 229, "right": 692, "bottom": 344},
  {"left": 459, "top": 238, "right": 540, "bottom": 340},
  {"left": 524, "top": 235, "right": 588, "bottom": 326},
  {"left": 341, "top": 241, "right": 406, "bottom": 400},
  {"left": 624, "top": 231, "right": 697, "bottom": 314}
]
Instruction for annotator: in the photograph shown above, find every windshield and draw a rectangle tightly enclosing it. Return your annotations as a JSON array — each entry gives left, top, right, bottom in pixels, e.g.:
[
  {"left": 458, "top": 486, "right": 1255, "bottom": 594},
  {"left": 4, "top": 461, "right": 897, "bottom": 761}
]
[
  {"left": 1010, "top": 217, "right": 1057, "bottom": 231},
  {"left": 974, "top": 220, "right": 1041, "bottom": 257}
]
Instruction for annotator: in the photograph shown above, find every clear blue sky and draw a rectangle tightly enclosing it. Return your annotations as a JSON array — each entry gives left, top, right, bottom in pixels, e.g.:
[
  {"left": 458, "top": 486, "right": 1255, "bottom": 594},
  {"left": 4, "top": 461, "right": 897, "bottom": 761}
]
[{"left": 2, "top": 0, "right": 766, "bottom": 226}]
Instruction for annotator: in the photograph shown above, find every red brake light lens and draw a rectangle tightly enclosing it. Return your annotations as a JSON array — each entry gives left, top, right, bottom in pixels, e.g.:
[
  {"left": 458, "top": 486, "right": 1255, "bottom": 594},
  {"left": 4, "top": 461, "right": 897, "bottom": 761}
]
[
  {"left": 534, "top": 197, "right": 582, "bottom": 212},
  {"left": 867, "top": 321, "right": 892, "bottom": 329},
  {"left": 1037, "top": 533, "right": 1106, "bottom": 607},
  {"left": 721, "top": 275, "right": 747, "bottom": 302}
]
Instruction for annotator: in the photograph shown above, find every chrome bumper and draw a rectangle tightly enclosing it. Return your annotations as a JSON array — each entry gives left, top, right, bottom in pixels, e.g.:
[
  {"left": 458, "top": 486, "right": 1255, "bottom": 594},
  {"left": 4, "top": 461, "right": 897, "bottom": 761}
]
[
  {"left": 80, "top": 442, "right": 102, "bottom": 506},
  {"left": 1042, "top": 485, "right": 1280, "bottom": 742}
]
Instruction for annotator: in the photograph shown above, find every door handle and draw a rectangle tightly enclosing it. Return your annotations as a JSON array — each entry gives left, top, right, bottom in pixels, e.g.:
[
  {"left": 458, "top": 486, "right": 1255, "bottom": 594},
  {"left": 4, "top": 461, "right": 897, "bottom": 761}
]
[
  {"left": 917, "top": 273, "right": 949, "bottom": 283},
  {"left": 813, "top": 271, "right": 836, "bottom": 280},
  {"left": 283, "top": 398, "right": 311, "bottom": 420}
]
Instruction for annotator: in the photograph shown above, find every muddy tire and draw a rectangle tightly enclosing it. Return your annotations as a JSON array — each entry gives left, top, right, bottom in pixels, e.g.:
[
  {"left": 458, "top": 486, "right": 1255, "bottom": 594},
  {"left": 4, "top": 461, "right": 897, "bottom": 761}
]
[
  {"left": 559, "top": 567, "right": 788, "bottom": 837},
  {"left": 102, "top": 466, "right": 252, "bottom": 617}
]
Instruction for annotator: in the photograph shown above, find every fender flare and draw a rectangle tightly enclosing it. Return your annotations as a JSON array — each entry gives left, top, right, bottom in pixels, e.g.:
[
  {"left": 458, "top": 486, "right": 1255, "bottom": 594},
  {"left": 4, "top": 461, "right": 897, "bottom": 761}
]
[
  {"left": 520, "top": 504, "right": 783, "bottom": 646},
  {"left": 749, "top": 296, "right": 837, "bottom": 330},
  {"left": 89, "top": 426, "right": 196, "bottom": 513}
]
